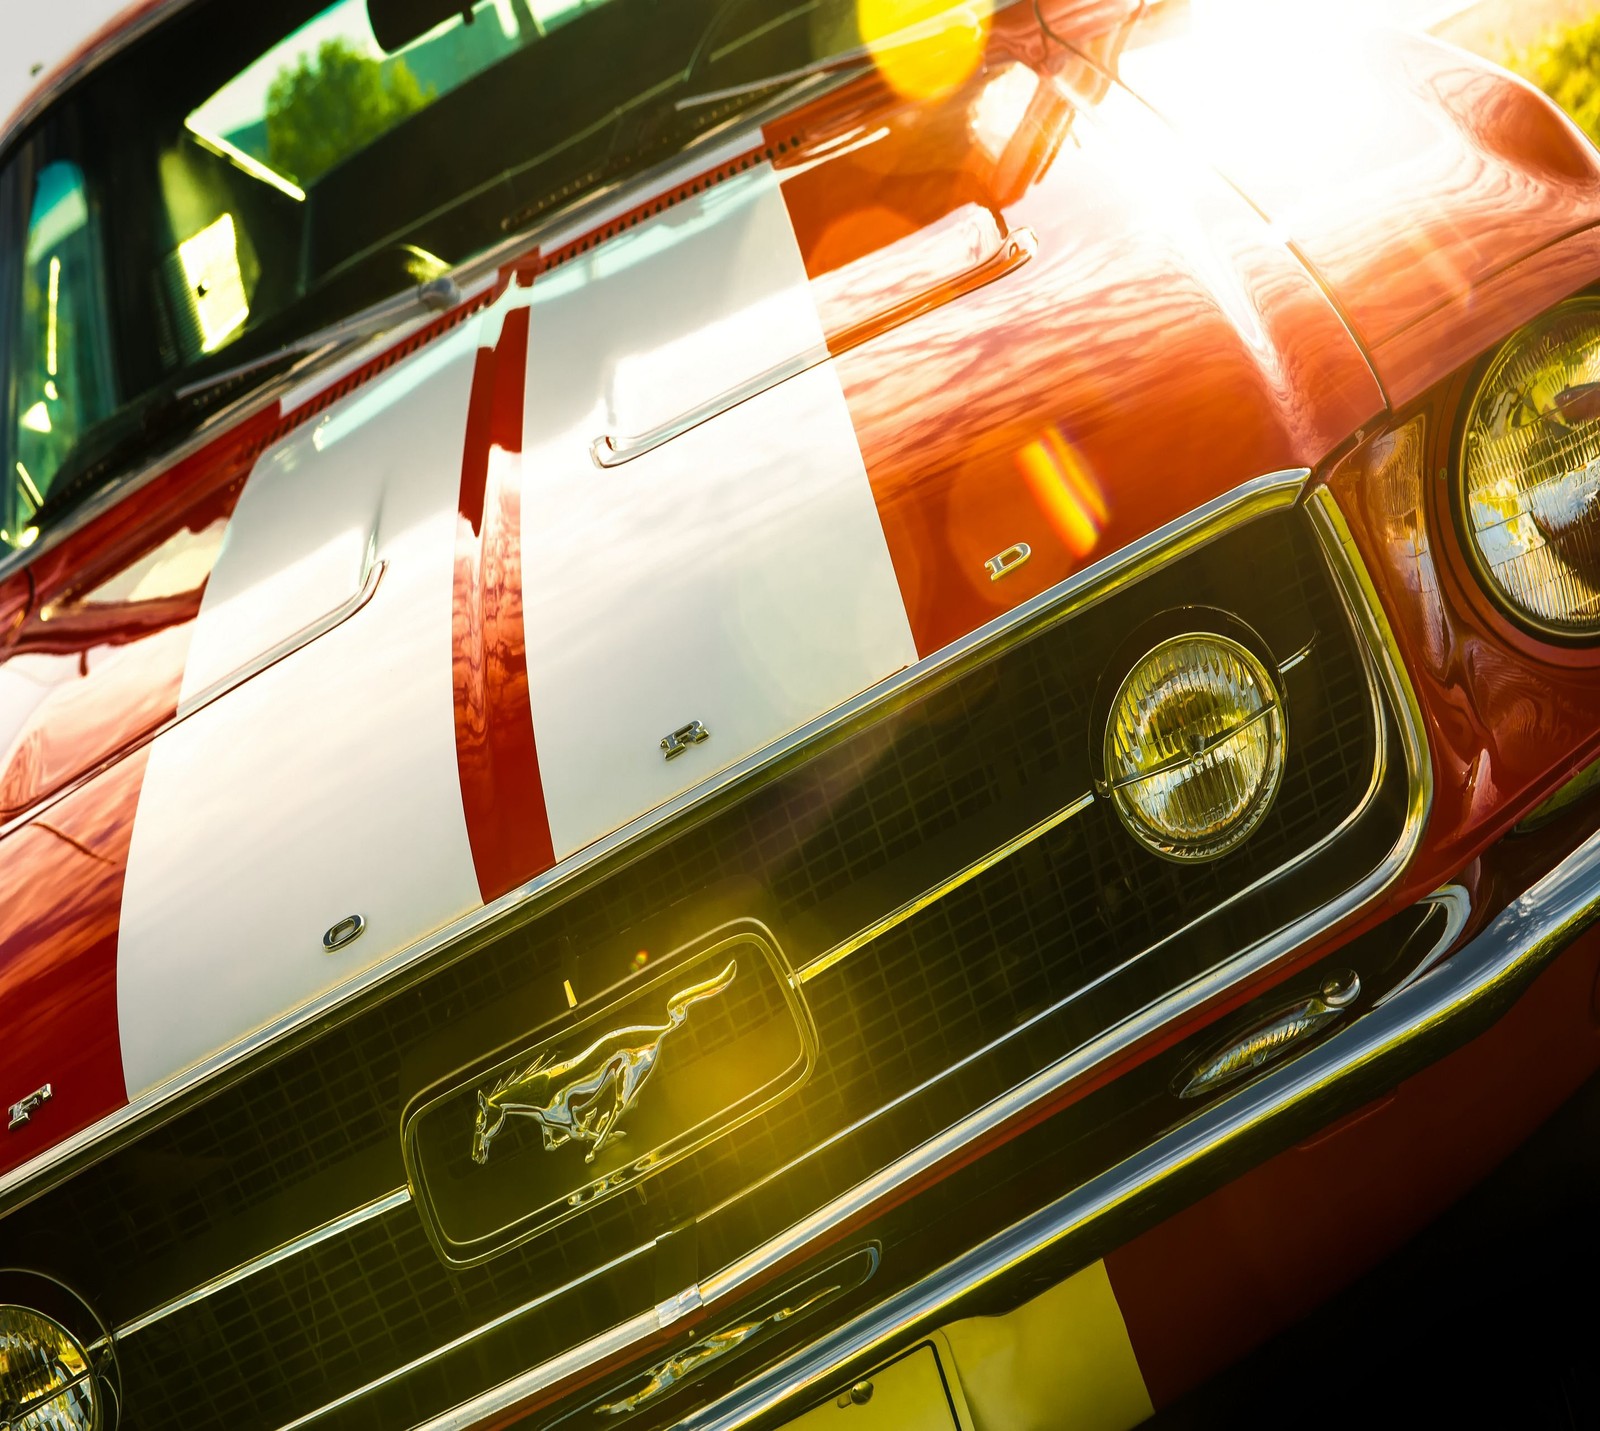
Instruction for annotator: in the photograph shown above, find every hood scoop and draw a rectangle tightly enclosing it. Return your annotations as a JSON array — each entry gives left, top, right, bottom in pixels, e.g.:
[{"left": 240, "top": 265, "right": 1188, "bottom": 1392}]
[{"left": 592, "top": 205, "right": 1034, "bottom": 469}]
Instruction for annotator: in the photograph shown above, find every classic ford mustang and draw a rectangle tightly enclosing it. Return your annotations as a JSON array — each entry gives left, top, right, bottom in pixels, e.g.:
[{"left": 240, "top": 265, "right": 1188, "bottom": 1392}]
[{"left": 5, "top": 0, "right": 1600, "bottom": 1426}]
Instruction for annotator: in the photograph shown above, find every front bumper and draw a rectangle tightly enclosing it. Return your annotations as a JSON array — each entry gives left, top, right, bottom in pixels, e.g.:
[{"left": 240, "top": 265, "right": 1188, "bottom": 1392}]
[{"left": 439, "top": 821, "right": 1600, "bottom": 1431}]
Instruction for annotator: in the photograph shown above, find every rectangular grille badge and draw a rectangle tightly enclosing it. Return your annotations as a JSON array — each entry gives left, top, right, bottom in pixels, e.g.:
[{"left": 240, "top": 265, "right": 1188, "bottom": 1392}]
[{"left": 402, "top": 921, "right": 813, "bottom": 1266}]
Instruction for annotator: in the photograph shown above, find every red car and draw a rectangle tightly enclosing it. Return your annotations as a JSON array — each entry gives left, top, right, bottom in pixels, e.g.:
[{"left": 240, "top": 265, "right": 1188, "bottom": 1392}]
[{"left": 3, "top": 1, "right": 1600, "bottom": 1427}]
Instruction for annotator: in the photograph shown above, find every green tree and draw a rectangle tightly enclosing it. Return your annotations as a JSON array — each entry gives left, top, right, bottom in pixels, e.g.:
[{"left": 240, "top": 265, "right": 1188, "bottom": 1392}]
[
  {"left": 1510, "top": 16, "right": 1600, "bottom": 150},
  {"left": 264, "top": 38, "right": 431, "bottom": 186}
]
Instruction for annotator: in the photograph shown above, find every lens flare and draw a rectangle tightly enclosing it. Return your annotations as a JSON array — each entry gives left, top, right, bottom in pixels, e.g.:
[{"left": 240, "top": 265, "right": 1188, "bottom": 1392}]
[
  {"left": 856, "top": 0, "right": 991, "bottom": 102},
  {"left": 1016, "top": 426, "right": 1109, "bottom": 560}
]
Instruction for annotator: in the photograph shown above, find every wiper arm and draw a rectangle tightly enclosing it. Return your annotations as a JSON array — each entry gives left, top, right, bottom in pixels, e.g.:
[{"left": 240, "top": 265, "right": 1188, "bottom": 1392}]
[
  {"left": 175, "top": 273, "right": 463, "bottom": 406},
  {"left": 675, "top": 3, "right": 985, "bottom": 111},
  {"left": 30, "top": 272, "right": 465, "bottom": 535},
  {"left": 28, "top": 351, "right": 303, "bottom": 533},
  {"left": 673, "top": 56, "right": 872, "bottom": 111}
]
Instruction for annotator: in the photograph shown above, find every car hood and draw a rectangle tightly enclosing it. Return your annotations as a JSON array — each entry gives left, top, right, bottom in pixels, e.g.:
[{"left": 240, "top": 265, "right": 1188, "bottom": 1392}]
[
  {"left": 4, "top": 24, "right": 1401, "bottom": 1171},
  {"left": 1116, "top": 19, "right": 1600, "bottom": 404}
]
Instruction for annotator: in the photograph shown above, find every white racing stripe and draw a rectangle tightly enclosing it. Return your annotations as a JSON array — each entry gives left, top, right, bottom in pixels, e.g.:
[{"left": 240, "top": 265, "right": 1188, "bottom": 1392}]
[
  {"left": 521, "top": 162, "right": 917, "bottom": 859},
  {"left": 116, "top": 313, "right": 494, "bottom": 1098}
]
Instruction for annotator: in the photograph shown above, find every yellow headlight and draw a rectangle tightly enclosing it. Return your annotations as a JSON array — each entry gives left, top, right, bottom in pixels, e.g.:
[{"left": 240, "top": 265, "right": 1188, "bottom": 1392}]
[
  {"left": 1460, "top": 297, "right": 1600, "bottom": 639},
  {"left": 1104, "top": 633, "right": 1285, "bottom": 861}
]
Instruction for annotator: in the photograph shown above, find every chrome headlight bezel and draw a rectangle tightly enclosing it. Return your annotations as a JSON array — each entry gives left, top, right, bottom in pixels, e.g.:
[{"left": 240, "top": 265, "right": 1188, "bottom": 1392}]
[
  {"left": 0, "top": 1272, "right": 118, "bottom": 1431},
  {"left": 1454, "top": 295, "right": 1600, "bottom": 645},
  {"left": 1100, "top": 623, "right": 1288, "bottom": 864}
]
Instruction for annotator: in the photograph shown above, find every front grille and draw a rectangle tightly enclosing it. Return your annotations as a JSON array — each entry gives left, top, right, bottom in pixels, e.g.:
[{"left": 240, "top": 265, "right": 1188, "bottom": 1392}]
[{"left": 3, "top": 502, "right": 1410, "bottom": 1430}]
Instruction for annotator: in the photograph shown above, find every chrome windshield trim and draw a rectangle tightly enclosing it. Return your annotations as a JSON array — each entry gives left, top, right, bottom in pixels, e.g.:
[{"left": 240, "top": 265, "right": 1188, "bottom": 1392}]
[
  {"left": 0, "top": 470, "right": 1319, "bottom": 1208},
  {"left": 1, "top": 0, "right": 203, "bottom": 157},
  {"left": 374, "top": 482, "right": 1433, "bottom": 1431},
  {"left": 673, "top": 827, "right": 1600, "bottom": 1431},
  {"left": 111, "top": 1187, "right": 411, "bottom": 1341}
]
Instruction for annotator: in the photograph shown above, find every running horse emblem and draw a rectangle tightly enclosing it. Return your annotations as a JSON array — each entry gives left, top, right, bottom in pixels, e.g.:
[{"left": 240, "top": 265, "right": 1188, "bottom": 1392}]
[{"left": 471, "top": 960, "right": 738, "bottom": 1166}]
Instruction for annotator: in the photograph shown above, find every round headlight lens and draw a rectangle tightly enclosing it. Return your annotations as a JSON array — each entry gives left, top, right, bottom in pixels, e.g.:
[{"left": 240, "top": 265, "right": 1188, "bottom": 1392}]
[
  {"left": 1460, "top": 297, "right": 1600, "bottom": 638},
  {"left": 0, "top": 1304, "right": 98, "bottom": 1430},
  {"left": 1104, "top": 633, "right": 1285, "bottom": 861}
]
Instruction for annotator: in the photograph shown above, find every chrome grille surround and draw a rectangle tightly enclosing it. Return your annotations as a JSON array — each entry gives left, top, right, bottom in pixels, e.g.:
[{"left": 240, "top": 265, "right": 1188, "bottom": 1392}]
[{"left": 7, "top": 474, "right": 1430, "bottom": 1430}]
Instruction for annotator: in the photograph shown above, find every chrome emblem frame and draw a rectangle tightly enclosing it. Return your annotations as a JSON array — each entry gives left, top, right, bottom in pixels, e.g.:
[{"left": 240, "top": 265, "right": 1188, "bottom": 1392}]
[
  {"left": 401, "top": 921, "right": 814, "bottom": 1267},
  {"left": 472, "top": 959, "right": 737, "bottom": 1166}
]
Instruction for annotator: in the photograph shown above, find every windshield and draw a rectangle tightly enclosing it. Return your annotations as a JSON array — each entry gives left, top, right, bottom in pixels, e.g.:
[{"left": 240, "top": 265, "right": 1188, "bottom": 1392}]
[{"left": 0, "top": 0, "right": 918, "bottom": 549}]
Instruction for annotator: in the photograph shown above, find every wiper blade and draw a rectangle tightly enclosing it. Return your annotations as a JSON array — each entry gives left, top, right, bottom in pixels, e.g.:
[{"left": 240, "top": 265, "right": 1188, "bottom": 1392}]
[
  {"left": 673, "top": 56, "right": 871, "bottom": 111},
  {"left": 27, "top": 354, "right": 297, "bottom": 533}
]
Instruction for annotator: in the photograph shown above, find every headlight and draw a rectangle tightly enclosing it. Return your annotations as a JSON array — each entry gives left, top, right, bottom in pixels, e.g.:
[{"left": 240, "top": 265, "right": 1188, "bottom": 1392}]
[
  {"left": 1104, "top": 632, "right": 1285, "bottom": 861},
  {"left": 1459, "top": 297, "right": 1600, "bottom": 639},
  {"left": 0, "top": 1304, "right": 98, "bottom": 1430}
]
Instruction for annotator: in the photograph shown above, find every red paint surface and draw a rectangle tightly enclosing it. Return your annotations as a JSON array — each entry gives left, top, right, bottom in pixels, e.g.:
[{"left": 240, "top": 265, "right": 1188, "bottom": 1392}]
[
  {"left": 1106, "top": 921, "right": 1600, "bottom": 1407},
  {"left": 0, "top": 746, "right": 149, "bottom": 1176},
  {"left": 777, "top": 59, "right": 1382, "bottom": 658},
  {"left": 1373, "top": 225, "right": 1600, "bottom": 409},
  {"left": 0, "top": 407, "right": 277, "bottom": 825},
  {"left": 454, "top": 302, "right": 555, "bottom": 903},
  {"left": 1123, "top": 25, "right": 1600, "bottom": 395},
  {"left": 1323, "top": 401, "right": 1600, "bottom": 902}
]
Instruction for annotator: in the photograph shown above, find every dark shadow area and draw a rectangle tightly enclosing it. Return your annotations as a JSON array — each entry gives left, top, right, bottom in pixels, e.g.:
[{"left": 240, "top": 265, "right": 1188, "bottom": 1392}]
[{"left": 1149, "top": 1070, "right": 1600, "bottom": 1428}]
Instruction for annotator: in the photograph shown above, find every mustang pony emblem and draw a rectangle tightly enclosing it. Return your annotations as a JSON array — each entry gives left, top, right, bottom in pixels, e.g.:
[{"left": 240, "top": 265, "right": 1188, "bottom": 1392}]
[{"left": 471, "top": 959, "right": 737, "bottom": 1166}]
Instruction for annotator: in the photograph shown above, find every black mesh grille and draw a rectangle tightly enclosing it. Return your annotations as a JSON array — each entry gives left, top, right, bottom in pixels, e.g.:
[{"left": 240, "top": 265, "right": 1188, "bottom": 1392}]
[{"left": 7, "top": 508, "right": 1400, "bottom": 1431}]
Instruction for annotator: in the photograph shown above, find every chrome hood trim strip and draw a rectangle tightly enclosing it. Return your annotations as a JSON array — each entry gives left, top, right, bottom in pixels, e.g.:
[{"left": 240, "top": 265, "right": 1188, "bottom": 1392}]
[
  {"left": 0, "top": 470, "right": 1320, "bottom": 1206},
  {"left": 399, "top": 481, "right": 1432, "bottom": 1431}
]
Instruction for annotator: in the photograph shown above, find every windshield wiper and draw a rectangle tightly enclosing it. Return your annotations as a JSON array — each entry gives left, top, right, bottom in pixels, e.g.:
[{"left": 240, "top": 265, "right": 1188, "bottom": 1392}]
[
  {"left": 27, "top": 349, "right": 308, "bottom": 533},
  {"left": 673, "top": 54, "right": 871, "bottom": 111},
  {"left": 28, "top": 272, "right": 464, "bottom": 535},
  {"left": 675, "top": 1, "right": 983, "bottom": 111}
]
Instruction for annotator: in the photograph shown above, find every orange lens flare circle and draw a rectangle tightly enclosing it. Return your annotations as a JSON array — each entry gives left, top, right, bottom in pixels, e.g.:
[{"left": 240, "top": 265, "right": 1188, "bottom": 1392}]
[{"left": 857, "top": 0, "right": 992, "bottom": 101}]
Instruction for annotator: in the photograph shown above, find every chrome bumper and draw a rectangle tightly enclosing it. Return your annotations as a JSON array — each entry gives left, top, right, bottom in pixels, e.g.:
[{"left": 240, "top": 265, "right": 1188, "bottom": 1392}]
[{"left": 670, "top": 824, "right": 1600, "bottom": 1431}]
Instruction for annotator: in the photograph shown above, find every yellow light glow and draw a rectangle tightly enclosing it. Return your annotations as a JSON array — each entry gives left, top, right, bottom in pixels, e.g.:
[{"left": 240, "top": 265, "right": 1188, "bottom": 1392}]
[
  {"left": 19, "top": 402, "right": 51, "bottom": 435},
  {"left": 46, "top": 254, "right": 60, "bottom": 377},
  {"left": 14, "top": 462, "right": 42, "bottom": 510},
  {"left": 857, "top": 0, "right": 991, "bottom": 102},
  {"left": 177, "top": 213, "right": 250, "bottom": 353},
  {"left": 1017, "top": 426, "right": 1109, "bottom": 560}
]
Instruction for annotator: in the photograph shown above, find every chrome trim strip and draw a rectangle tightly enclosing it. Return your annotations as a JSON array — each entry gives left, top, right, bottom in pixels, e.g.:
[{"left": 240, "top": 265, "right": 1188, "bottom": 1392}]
[
  {"left": 0, "top": 471, "right": 1315, "bottom": 1206},
  {"left": 591, "top": 228, "right": 1038, "bottom": 470},
  {"left": 674, "top": 829, "right": 1600, "bottom": 1431},
  {"left": 112, "top": 1187, "right": 411, "bottom": 1341},
  {"left": 795, "top": 791, "right": 1095, "bottom": 984},
  {"left": 275, "top": 1244, "right": 656, "bottom": 1431},
  {"left": 367, "top": 480, "right": 1435, "bottom": 1431},
  {"left": 592, "top": 340, "right": 832, "bottom": 468},
  {"left": 1375, "top": 882, "right": 1471, "bottom": 1006},
  {"left": 173, "top": 558, "right": 386, "bottom": 720}
]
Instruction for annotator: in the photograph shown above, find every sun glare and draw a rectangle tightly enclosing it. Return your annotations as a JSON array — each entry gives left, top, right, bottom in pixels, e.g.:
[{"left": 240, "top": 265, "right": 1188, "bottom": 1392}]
[
  {"left": 1120, "top": 0, "right": 1411, "bottom": 210},
  {"left": 857, "top": 0, "right": 993, "bottom": 102}
]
